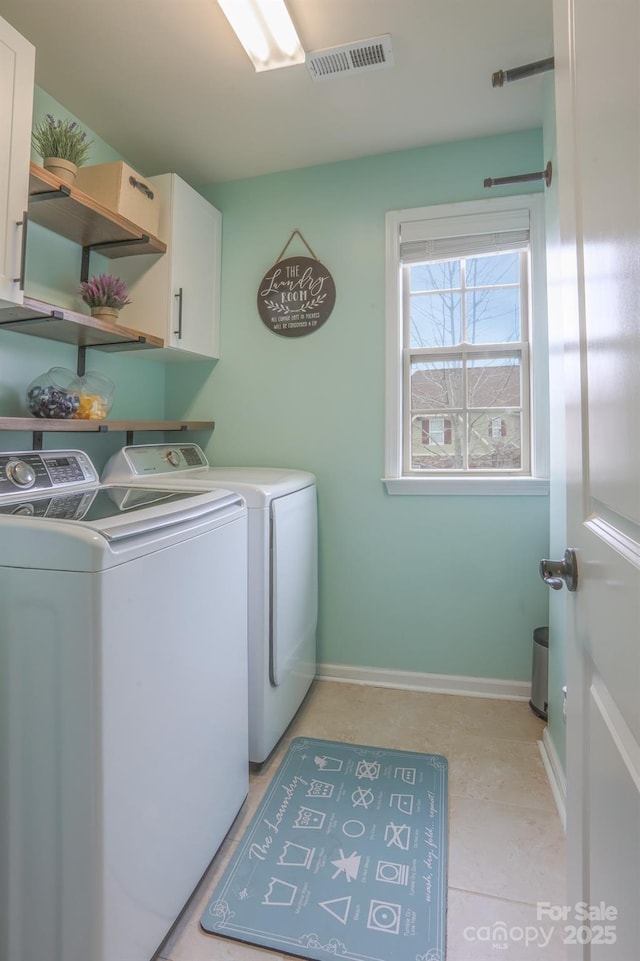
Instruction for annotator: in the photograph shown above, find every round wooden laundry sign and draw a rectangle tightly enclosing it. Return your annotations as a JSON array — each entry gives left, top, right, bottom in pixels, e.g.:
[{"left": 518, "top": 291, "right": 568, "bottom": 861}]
[{"left": 257, "top": 255, "right": 336, "bottom": 337}]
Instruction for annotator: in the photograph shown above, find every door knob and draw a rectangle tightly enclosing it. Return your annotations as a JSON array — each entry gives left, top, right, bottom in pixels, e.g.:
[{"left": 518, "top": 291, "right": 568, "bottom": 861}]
[{"left": 539, "top": 548, "right": 578, "bottom": 591}]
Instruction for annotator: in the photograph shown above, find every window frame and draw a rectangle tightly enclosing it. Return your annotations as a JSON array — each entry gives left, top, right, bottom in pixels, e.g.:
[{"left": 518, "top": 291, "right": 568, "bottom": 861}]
[{"left": 384, "top": 194, "right": 549, "bottom": 495}]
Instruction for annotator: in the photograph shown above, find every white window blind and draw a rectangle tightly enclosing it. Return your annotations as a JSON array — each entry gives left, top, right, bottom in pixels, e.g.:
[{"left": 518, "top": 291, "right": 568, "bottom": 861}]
[{"left": 399, "top": 207, "right": 530, "bottom": 264}]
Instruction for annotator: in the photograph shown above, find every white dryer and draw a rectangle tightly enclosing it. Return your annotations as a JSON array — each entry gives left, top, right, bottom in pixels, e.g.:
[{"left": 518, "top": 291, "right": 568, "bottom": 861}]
[{"left": 103, "top": 444, "right": 318, "bottom": 764}]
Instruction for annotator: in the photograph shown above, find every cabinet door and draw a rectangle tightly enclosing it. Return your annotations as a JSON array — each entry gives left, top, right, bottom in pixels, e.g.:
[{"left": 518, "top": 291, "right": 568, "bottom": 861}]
[
  {"left": 0, "top": 17, "right": 34, "bottom": 308},
  {"left": 115, "top": 174, "right": 221, "bottom": 359},
  {"left": 169, "top": 176, "right": 221, "bottom": 358}
]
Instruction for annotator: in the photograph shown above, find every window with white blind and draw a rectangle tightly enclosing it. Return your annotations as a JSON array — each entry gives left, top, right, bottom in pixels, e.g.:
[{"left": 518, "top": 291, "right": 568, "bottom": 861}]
[{"left": 384, "top": 195, "right": 548, "bottom": 494}]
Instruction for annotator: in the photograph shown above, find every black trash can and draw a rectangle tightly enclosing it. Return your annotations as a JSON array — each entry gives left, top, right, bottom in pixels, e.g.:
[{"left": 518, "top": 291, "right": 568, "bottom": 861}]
[{"left": 529, "top": 626, "right": 549, "bottom": 720}]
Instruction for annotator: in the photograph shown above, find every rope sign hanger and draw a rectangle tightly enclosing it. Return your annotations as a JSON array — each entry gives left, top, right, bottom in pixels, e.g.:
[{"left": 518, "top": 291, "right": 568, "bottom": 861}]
[
  {"left": 273, "top": 229, "right": 320, "bottom": 264},
  {"left": 257, "top": 230, "right": 336, "bottom": 338}
]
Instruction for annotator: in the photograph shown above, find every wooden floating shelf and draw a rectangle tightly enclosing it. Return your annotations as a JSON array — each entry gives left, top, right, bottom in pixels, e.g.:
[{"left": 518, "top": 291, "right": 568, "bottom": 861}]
[
  {"left": 0, "top": 166, "right": 212, "bottom": 448},
  {"left": 28, "top": 162, "right": 167, "bottom": 257},
  {"left": 0, "top": 297, "right": 164, "bottom": 351},
  {"left": 0, "top": 168, "right": 168, "bottom": 353},
  {"left": 0, "top": 418, "right": 215, "bottom": 434}
]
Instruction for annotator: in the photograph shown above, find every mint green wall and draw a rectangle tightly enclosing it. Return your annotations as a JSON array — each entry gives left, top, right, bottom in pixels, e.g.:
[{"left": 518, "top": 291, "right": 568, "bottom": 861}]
[
  {"left": 0, "top": 88, "right": 166, "bottom": 469},
  {"left": 3, "top": 83, "right": 551, "bottom": 681},
  {"left": 543, "top": 77, "right": 568, "bottom": 771},
  {"left": 167, "top": 129, "right": 551, "bottom": 678}
]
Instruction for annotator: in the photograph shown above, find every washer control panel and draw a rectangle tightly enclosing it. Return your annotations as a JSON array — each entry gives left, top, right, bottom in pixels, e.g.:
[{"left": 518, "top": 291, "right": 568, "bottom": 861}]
[
  {"left": 0, "top": 450, "right": 99, "bottom": 497},
  {"left": 104, "top": 443, "right": 208, "bottom": 478}
]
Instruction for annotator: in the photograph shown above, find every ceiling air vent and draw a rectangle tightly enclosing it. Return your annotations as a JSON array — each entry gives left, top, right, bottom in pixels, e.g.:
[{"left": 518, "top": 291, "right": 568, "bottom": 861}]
[{"left": 306, "top": 34, "right": 394, "bottom": 81}]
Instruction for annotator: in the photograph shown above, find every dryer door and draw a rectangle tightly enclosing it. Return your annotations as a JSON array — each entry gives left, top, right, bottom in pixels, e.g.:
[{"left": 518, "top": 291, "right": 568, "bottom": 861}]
[{"left": 270, "top": 486, "right": 318, "bottom": 687}]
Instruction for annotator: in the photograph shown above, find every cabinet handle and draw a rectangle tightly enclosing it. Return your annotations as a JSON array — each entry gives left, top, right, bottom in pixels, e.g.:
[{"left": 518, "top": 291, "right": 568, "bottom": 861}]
[
  {"left": 174, "top": 287, "right": 183, "bottom": 339},
  {"left": 129, "top": 176, "right": 154, "bottom": 200},
  {"left": 13, "top": 213, "right": 28, "bottom": 289}
]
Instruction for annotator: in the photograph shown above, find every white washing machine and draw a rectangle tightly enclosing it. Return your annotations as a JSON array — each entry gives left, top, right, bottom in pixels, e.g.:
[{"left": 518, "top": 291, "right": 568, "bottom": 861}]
[
  {"left": 102, "top": 443, "right": 318, "bottom": 764},
  {"left": 0, "top": 449, "right": 249, "bottom": 961}
]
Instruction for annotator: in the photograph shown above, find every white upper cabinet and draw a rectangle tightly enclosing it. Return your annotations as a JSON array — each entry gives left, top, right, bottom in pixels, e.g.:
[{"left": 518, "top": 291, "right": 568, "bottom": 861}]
[
  {"left": 116, "top": 174, "right": 222, "bottom": 359},
  {"left": 0, "top": 17, "right": 34, "bottom": 308}
]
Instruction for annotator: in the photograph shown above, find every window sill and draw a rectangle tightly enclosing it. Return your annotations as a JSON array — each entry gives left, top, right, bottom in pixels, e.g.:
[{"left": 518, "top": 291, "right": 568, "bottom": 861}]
[{"left": 383, "top": 476, "right": 550, "bottom": 496}]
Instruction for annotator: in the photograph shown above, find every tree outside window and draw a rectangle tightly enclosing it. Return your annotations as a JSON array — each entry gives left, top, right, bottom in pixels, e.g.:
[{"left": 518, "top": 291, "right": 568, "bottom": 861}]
[{"left": 405, "top": 250, "right": 528, "bottom": 473}]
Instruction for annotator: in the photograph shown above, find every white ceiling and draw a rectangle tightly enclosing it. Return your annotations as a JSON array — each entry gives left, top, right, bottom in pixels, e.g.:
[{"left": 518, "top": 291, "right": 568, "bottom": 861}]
[{"left": 3, "top": 0, "right": 553, "bottom": 185}]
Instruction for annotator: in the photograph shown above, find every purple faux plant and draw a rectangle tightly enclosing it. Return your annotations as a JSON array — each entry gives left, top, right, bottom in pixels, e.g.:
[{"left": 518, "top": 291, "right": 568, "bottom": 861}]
[{"left": 79, "top": 274, "right": 132, "bottom": 310}]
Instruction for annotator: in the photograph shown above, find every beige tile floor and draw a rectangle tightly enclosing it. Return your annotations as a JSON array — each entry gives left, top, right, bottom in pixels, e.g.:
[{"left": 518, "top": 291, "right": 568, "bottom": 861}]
[{"left": 156, "top": 680, "right": 567, "bottom": 961}]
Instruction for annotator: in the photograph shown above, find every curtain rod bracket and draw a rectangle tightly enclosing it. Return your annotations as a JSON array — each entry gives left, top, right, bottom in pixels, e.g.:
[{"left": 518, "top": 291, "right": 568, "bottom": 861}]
[
  {"left": 492, "top": 57, "right": 555, "bottom": 87},
  {"left": 484, "top": 161, "right": 552, "bottom": 190}
]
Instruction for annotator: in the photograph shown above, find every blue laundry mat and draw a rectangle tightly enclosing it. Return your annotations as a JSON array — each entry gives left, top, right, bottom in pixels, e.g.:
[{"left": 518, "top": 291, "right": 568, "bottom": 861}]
[{"left": 201, "top": 736, "right": 448, "bottom": 961}]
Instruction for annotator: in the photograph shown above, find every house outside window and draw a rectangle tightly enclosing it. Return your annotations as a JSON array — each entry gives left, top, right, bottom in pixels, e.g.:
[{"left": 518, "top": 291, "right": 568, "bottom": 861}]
[
  {"left": 421, "top": 417, "right": 452, "bottom": 447},
  {"left": 489, "top": 417, "right": 507, "bottom": 439},
  {"left": 384, "top": 195, "right": 548, "bottom": 494}
]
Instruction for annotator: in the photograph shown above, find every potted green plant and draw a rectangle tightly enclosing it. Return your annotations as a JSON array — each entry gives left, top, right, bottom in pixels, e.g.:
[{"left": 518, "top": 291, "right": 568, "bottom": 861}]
[
  {"left": 32, "top": 114, "right": 92, "bottom": 184},
  {"left": 79, "top": 273, "right": 132, "bottom": 325}
]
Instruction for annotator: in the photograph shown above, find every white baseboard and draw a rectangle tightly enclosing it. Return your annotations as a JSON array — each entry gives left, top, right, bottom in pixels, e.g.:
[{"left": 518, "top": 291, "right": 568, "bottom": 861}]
[
  {"left": 538, "top": 727, "right": 567, "bottom": 831},
  {"left": 316, "top": 663, "right": 530, "bottom": 701}
]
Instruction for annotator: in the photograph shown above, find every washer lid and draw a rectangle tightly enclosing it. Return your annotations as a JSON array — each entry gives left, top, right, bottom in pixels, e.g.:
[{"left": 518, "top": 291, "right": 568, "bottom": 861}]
[
  {"left": 0, "top": 484, "right": 236, "bottom": 523},
  {"left": 0, "top": 485, "right": 245, "bottom": 571}
]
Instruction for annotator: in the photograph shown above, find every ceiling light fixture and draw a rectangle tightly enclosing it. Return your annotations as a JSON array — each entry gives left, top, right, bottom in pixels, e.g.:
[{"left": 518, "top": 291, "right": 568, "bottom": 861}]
[{"left": 217, "top": 0, "right": 305, "bottom": 72}]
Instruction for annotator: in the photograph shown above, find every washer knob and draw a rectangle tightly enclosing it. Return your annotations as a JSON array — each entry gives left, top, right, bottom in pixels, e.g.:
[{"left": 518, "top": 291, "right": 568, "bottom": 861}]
[
  {"left": 6, "top": 460, "right": 36, "bottom": 488},
  {"left": 11, "top": 502, "right": 35, "bottom": 515},
  {"left": 165, "top": 449, "right": 181, "bottom": 467}
]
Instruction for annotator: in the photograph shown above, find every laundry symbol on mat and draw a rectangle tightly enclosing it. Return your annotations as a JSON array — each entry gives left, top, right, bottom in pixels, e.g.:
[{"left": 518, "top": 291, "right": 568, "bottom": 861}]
[
  {"left": 389, "top": 792, "right": 414, "bottom": 815},
  {"left": 355, "top": 759, "right": 380, "bottom": 781},
  {"left": 314, "top": 755, "right": 344, "bottom": 772},
  {"left": 341, "top": 819, "right": 366, "bottom": 838},
  {"left": 262, "top": 878, "right": 298, "bottom": 907},
  {"left": 319, "top": 896, "right": 352, "bottom": 925},
  {"left": 375, "top": 860, "right": 410, "bottom": 885},
  {"left": 306, "top": 779, "right": 335, "bottom": 798},
  {"left": 277, "top": 841, "right": 315, "bottom": 869},
  {"left": 394, "top": 766, "right": 417, "bottom": 785},
  {"left": 293, "top": 806, "right": 326, "bottom": 829},
  {"left": 330, "top": 849, "right": 361, "bottom": 882},
  {"left": 351, "top": 787, "right": 375, "bottom": 809},
  {"left": 367, "top": 899, "right": 402, "bottom": 935},
  {"left": 384, "top": 822, "right": 411, "bottom": 851}
]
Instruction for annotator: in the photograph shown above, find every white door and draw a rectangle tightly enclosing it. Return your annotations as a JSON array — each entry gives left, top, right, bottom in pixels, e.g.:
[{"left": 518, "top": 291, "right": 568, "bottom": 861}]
[
  {"left": 553, "top": 0, "right": 640, "bottom": 956},
  {"left": 0, "top": 16, "right": 34, "bottom": 308}
]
